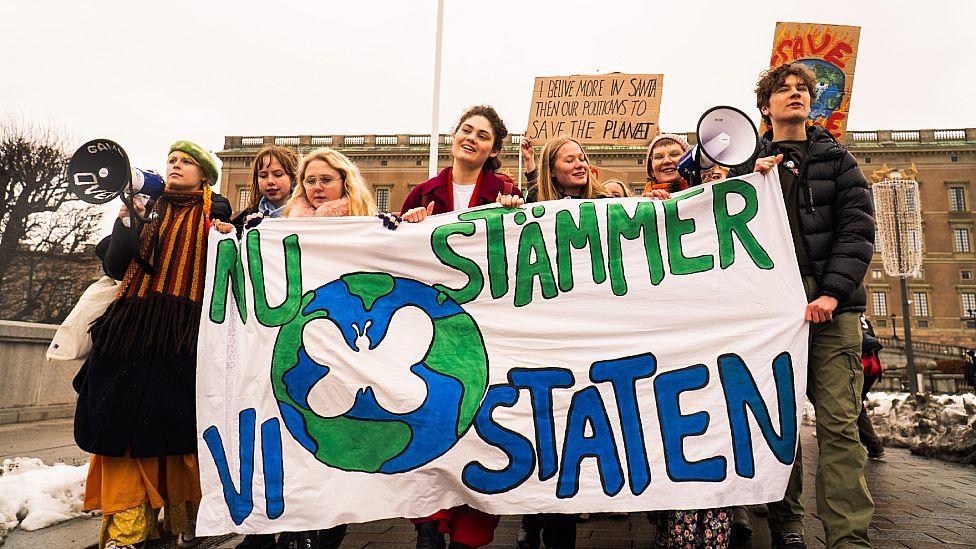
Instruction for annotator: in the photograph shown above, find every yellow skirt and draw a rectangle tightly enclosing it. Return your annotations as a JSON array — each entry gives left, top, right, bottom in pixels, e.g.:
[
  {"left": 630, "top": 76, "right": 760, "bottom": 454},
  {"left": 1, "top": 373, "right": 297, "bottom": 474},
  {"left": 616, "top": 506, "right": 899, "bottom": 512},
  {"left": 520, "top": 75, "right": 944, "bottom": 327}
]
[{"left": 84, "top": 453, "right": 202, "bottom": 548}]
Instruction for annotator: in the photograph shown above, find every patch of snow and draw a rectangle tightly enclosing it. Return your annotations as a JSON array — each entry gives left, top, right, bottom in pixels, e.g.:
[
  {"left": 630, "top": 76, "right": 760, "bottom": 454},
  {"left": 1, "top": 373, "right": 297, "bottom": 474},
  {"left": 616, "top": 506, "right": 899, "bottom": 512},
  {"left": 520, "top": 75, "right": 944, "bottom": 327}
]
[
  {"left": 0, "top": 457, "right": 91, "bottom": 543},
  {"left": 867, "top": 392, "right": 976, "bottom": 464},
  {"left": 807, "top": 392, "right": 976, "bottom": 464}
]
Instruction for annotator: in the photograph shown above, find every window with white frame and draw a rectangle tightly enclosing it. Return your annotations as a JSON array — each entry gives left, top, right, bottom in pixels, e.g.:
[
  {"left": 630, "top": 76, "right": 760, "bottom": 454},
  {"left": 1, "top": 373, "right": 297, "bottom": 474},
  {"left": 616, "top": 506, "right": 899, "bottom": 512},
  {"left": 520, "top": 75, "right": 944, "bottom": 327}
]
[
  {"left": 872, "top": 269, "right": 883, "bottom": 279},
  {"left": 954, "top": 228, "right": 971, "bottom": 253},
  {"left": 238, "top": 188, "right": 251, "bottom": 211},
  {"left": 872, "top": 291, "right": 888, "bottom": 317},
  {"left": 961, "top": 293, "right": 976, "bottom": 318},
  {"left": 963, "top": 270, "right": 973, "bottom": 280},
  {"left": 912, "top": 292, "right": 929, "bottom": 317},
  {"left": 949, "top": 187, "right": 967, "bottom": 211},
  {"left": 375, "top": 188, "right": 390, "bottom": 213}
]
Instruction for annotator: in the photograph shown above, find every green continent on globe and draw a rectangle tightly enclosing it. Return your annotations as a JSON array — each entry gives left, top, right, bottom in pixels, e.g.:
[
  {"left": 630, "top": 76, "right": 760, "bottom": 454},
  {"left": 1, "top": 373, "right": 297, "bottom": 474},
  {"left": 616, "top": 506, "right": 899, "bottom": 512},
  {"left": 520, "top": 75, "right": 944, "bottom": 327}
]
[{"left": 271, "top": 273, "right": 489, "bottom": 474}]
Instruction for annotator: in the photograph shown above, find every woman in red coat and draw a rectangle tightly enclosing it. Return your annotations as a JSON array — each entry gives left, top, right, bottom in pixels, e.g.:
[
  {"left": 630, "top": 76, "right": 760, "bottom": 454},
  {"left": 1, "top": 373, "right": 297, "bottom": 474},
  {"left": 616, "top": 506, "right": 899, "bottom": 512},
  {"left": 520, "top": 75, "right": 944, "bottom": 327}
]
[
  {"left": 399, "top": 105, "right": 522, "bottom": 549},
  {"left": 401, "top": 105, "right": 523, "bottom": 222}
]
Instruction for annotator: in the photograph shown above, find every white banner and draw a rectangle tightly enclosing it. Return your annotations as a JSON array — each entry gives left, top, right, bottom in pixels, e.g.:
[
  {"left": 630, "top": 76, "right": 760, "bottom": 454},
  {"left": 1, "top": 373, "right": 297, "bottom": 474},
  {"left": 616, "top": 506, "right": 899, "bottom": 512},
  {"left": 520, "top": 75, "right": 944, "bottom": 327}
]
[{"left": 196, "top": 171, "right": 808, "bottom": 535}]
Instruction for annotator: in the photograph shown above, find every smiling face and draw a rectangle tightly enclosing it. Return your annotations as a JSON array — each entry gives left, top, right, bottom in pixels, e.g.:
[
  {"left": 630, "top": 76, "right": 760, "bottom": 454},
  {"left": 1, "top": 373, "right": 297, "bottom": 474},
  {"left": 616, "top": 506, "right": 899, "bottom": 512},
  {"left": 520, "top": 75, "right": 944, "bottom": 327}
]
[
  {"left": 550, "top": 141, "right": 589, "bottom": 192},
  {"left": 650, "top": 142, "right": 685, "bottom": 185},
  {"left": 257, "top": 155, "right": 292, "bottom": 208},
  {"left": 302, "top": 160, "right": 344, "bottom": 207},
  {"left": 451, "top": 115, "right": 498, "bottom": 170},
  {"left": 165, "top": 151, "right": 206, "bottom": 191},
  {"left": 763, "top": 74, "right": 811, "bottom": 127}
]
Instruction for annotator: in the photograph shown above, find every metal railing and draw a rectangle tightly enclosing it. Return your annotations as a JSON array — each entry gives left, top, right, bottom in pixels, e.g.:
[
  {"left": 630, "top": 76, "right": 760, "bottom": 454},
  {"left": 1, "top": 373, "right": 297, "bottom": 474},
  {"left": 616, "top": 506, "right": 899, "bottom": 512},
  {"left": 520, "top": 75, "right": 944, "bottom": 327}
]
[{"left": 879, "top": 336, "right": 967, "bottom": 357}]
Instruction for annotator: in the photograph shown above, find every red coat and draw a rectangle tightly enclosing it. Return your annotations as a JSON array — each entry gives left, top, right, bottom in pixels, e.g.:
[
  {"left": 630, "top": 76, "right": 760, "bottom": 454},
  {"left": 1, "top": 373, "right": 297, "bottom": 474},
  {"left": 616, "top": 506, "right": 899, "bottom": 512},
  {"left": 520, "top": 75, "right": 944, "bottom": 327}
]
[{"left": 400, "top": 167, "right": 522, "bottom": 214}]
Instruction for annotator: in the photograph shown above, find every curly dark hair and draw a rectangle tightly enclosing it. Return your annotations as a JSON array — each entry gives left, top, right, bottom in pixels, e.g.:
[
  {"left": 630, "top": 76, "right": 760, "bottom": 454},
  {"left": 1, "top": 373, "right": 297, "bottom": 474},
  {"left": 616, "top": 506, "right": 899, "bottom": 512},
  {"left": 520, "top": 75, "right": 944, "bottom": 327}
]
[
  {"left": 755, "top": 63, "right": 817, "bottom": 126},
  {"left": 455, "top": 105, "right": 508, "bottom": 172}
]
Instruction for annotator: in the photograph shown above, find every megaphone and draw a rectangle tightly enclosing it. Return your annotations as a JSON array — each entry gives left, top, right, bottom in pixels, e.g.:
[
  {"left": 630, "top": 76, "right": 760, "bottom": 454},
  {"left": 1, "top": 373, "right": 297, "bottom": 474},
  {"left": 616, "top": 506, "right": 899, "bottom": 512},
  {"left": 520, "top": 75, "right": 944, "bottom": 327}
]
[
  {"left": 68, "top": 139, "right": 164, "bottom": 206},
  {"left": 677, "top": 106, "right": 759, "bottom": 186}
]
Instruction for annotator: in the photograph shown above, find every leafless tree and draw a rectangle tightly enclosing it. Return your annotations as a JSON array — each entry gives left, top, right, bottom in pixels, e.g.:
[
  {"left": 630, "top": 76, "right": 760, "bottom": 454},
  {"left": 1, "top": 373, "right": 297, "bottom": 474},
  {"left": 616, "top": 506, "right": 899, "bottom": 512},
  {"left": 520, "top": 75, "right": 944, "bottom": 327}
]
[{"left": 0, "top": 120, "right": 104, "bottom": 323}]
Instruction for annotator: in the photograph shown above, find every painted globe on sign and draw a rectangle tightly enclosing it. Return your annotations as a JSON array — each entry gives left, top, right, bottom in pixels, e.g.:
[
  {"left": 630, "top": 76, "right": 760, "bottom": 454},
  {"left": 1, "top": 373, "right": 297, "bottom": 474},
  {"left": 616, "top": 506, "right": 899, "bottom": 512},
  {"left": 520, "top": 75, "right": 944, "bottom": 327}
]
[
  {"left": 797, "top": 58, "right": 846, "bottom": 121},
  {"left": 271, "top": 272, "right": 488, "bottom": 474}
]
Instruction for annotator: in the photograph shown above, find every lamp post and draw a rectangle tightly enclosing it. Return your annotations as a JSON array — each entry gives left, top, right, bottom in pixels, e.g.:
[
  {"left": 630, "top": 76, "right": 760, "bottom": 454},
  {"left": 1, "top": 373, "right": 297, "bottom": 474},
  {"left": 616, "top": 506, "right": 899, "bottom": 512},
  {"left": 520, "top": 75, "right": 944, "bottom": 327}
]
[
  {"left": 872, "top": 166, "right": 923, "bottom": 392},
  {"left": 890, "top": 313, "right": 898, "bottom": 340},
  {"left": 968, "top": 307, "right": 976, "bottom": 345}
]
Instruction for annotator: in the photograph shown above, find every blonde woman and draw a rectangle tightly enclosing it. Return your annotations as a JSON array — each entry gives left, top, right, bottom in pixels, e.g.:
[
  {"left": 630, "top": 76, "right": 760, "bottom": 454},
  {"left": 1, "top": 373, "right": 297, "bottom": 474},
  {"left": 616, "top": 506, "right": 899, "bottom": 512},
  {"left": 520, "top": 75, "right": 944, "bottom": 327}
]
[
  {"left": 285, "top": 147, "right": 378, "bottom": 218},
  {"left": 526, "top": 136, "right": 608, "bottom": 202}
]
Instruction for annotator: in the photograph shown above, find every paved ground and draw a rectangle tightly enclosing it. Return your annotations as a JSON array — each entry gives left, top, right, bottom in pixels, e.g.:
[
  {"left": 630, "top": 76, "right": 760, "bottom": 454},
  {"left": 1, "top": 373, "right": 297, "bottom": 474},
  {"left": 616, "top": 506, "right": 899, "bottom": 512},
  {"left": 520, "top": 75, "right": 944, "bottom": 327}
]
[{"left": 2, "top": 418, "right": 974, "bottom": 548}]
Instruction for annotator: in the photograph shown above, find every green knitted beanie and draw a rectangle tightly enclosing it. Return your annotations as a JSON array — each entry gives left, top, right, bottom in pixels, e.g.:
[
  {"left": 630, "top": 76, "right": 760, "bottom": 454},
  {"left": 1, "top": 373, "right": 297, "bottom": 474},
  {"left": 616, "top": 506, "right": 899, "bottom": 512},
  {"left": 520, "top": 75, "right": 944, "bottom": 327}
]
[{"left": 169, "top": 140, "right": 219, "bottom": 186}]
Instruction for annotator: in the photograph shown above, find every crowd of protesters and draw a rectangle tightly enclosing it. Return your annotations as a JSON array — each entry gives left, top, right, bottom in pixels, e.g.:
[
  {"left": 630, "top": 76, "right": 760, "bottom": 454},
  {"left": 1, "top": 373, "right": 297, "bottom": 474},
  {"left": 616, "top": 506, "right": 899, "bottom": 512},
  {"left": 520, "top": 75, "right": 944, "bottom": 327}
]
[{"left": 73, "top": 61, "right": 876, "bottom": 549}]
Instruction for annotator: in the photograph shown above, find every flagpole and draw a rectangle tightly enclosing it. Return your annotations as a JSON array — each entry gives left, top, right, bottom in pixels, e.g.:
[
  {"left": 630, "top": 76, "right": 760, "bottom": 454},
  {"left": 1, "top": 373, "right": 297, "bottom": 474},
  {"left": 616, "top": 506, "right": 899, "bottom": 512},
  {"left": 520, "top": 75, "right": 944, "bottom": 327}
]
[{"left": 428, "top": 0, "right": 445, "bottom": 179}]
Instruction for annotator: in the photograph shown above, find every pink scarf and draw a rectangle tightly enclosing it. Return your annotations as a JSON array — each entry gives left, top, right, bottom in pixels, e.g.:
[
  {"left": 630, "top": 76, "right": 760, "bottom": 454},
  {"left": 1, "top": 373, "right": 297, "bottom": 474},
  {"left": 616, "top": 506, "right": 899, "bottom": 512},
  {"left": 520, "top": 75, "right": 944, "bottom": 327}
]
[{"left": 286, "top": 196, "right": 350, "bottom": 218}]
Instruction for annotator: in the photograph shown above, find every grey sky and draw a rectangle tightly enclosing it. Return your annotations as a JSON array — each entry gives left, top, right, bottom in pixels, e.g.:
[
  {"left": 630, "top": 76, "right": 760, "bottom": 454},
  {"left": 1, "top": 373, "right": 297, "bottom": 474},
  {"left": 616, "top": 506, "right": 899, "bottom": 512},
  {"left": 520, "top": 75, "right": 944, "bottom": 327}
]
[{"left": 2, "top": 0, "right": 974, "bottom": 176}]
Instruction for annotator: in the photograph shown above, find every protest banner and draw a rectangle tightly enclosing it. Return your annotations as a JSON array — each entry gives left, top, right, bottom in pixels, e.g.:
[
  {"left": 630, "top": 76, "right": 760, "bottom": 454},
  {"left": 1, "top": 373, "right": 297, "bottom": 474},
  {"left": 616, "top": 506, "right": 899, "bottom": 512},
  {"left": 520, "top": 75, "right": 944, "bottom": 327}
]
[
  {"left": 767, "top": 22, "right": 861, "bottom": 142},
  {"left": 195, "top": 171, "right": 807, "bottom": 534},
  {"left": 525, "top": 74, "right": 663, "bottom": 146}
]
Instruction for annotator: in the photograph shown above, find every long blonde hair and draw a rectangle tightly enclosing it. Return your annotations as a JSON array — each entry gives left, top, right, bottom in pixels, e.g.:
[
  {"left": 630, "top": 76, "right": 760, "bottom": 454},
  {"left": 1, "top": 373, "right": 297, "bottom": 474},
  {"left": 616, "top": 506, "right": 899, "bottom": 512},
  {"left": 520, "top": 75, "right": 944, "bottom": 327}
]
[
  {"left": 284, "top": 147, "right": 377, "bottom": 216},
  {"left": 533, "top": 137, "right": 608, "bottom": 202}
]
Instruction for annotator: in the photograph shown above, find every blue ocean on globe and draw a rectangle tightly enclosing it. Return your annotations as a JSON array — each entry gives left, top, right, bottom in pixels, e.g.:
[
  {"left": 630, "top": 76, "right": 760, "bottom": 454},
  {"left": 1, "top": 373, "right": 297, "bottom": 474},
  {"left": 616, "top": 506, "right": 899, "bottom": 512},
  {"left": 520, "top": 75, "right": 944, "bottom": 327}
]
[{"left": 274, "top": 273, "right": 487, "bottom": 474}]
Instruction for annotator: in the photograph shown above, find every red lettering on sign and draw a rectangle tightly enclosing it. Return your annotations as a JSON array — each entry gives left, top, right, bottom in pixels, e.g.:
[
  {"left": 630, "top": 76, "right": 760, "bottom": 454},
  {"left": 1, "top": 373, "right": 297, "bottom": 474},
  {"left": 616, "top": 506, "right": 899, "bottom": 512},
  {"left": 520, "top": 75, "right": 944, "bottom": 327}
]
[
  {"left": 770, "top": 29, "right": 853, "bottom": 69},
  {"left": 824, "top": 112, "right": 845, "bottom": 138},
  {"left": 824, "top": 42, "right": 854, "bottom": 68}
]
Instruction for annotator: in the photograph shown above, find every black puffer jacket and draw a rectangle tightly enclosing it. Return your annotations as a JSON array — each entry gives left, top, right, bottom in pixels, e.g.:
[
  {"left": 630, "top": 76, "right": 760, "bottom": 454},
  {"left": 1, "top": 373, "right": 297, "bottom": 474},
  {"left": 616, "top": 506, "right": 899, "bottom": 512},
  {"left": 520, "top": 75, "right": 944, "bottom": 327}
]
[{"left": 731, "top": 126, "right": 874, "bottom": 313}]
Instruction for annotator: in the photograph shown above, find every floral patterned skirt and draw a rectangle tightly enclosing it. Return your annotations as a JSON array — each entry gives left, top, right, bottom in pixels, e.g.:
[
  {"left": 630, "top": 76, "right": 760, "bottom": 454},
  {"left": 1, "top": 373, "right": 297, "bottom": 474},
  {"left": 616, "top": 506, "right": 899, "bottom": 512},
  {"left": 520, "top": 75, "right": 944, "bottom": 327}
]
[{"left": 664, "top": 507, "right": 731, "bottom": 549}]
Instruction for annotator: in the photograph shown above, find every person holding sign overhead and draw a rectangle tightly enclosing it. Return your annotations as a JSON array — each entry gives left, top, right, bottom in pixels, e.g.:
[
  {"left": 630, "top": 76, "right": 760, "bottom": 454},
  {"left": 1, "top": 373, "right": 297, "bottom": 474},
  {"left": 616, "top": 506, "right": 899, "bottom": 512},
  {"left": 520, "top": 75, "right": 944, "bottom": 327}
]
[{"left": 399, "top": 104, "right": 522, "bottom": 549}]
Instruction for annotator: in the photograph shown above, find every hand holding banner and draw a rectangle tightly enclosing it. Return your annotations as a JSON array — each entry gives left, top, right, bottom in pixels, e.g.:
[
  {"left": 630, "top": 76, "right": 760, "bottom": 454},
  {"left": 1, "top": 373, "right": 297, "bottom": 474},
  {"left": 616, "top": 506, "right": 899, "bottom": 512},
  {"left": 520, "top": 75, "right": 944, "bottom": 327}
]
[{"left": 196, "top": 171, "right": 808, "bottom": 534}]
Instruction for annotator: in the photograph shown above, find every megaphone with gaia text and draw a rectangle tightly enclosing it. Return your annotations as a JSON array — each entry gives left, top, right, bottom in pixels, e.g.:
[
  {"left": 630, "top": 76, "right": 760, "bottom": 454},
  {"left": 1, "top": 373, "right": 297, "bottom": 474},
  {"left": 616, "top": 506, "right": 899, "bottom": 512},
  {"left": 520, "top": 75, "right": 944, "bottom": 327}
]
[
  {"left": 68, "top": 139, "right": 164, "bottom": 225},
  {"left": 678, "top": 106, "right": 759, "bottom": 186}
]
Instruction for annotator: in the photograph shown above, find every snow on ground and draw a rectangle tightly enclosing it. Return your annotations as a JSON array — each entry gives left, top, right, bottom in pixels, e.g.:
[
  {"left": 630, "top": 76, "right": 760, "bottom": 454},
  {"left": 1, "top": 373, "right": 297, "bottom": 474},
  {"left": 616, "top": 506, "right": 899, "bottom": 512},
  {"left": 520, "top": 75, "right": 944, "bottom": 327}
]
[
  {"left": 805, "top": 391, "right": 976, "bottom": 464},
  {"left": 868, "top": 392, "right": 976, "bottom": 464},
  {"left": 0, "top": 457, "right": 91, "bottom": 543}
]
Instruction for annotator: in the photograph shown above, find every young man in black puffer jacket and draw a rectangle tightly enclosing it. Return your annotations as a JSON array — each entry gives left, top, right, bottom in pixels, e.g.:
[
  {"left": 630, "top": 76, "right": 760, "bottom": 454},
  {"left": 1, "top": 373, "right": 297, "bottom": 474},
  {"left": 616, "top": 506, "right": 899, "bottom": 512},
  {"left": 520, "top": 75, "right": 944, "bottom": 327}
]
[{"left": 729, "top": 63, "right": 875, "bottom": 549}]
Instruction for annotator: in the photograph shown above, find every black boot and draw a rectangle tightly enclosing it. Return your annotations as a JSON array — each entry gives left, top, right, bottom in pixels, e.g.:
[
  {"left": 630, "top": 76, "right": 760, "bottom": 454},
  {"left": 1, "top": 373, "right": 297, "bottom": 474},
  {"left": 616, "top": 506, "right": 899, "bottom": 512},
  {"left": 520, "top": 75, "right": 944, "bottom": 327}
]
[
  {"left": 415, "top": 521, "right": 446, "bottom": 549},
  {"left": 236, "top": 534, "right": 277, "bottom": 549},
  {"left": 515, "top": 525, "right": 540, "bottom": 549},
  {"left": 318, "top": 525, "right": 348, "bottom": 549},
  {"left": 731, "top": 506, "right": 753, "bottom": 538}
]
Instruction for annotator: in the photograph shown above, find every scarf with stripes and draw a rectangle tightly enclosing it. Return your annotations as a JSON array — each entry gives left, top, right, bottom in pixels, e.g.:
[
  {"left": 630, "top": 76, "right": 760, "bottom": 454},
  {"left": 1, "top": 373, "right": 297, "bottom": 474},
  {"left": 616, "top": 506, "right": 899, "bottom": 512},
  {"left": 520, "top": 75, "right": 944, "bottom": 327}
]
[{"left": 91, "top": 188, "right": 213, "bottom": 359}]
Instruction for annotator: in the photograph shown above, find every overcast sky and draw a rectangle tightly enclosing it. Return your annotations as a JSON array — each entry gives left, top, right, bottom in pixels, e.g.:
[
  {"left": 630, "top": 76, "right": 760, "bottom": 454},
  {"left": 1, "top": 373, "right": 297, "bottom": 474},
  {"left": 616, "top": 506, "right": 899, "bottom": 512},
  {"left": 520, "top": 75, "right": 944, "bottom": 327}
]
[{"left": 2, "top": 0, "right": 974, "bottom": 176}]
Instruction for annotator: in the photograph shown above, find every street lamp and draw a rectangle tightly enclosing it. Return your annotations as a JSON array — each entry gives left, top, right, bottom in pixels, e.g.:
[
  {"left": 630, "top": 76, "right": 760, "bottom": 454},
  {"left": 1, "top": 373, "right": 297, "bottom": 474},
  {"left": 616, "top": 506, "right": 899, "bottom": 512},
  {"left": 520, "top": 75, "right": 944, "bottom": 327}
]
[
  {"left": 872, "top": 165, "right": 923, "bottom": 393},
  {"left": 967, "top": 308, "right": 976, "bottom": 344},
  {"left": 890, "top": 313, "right": 898, "bottom": 340}
]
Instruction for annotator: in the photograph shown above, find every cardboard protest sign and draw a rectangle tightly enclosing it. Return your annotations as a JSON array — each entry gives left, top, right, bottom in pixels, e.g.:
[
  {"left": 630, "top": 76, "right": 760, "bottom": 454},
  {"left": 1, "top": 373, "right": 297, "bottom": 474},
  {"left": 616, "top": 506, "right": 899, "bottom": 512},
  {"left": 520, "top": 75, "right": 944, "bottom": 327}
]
[
  {"left": 196, "top": 171, "right": 807, "bottom": 534},
  {"left": 768, "top": 22, "right": 861, "bottom": 142},
  {"left": 525, "top": 74, "right": 663, "bottom": 146}
]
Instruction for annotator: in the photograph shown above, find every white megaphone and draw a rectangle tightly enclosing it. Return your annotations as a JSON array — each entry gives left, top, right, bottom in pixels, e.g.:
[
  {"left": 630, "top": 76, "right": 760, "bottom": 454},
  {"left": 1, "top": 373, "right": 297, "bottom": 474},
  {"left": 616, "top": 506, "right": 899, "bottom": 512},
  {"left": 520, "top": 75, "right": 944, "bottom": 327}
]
[{"left": 677, "top": 106, "right": 759, "bottom": 186}]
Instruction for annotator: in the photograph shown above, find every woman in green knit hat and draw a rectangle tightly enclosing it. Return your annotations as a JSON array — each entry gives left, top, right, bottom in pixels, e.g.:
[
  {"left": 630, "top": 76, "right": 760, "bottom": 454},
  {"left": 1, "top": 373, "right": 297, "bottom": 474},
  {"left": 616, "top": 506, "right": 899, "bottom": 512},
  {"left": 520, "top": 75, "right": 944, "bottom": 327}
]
[{"left": 75, "top": 140, "right": 233, "bottom": 549}]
